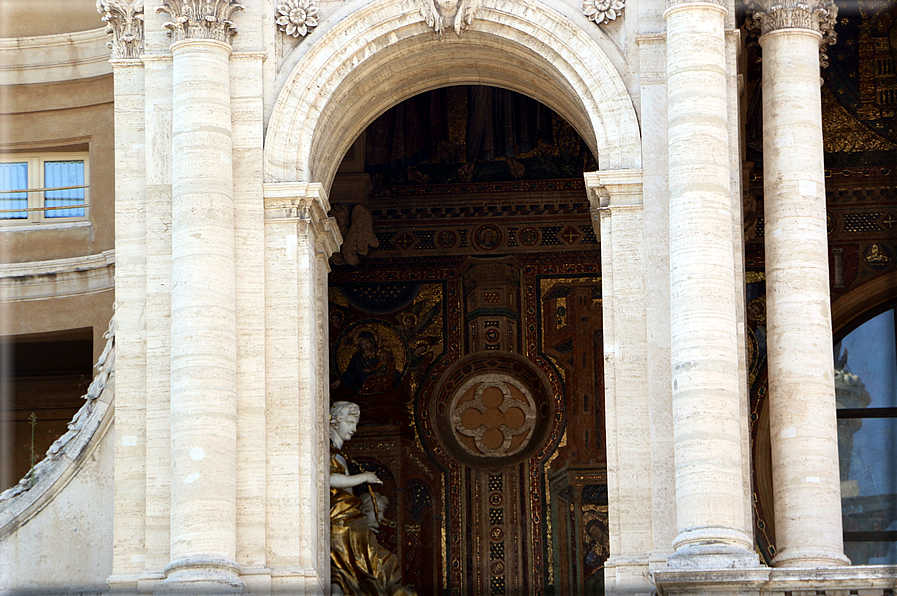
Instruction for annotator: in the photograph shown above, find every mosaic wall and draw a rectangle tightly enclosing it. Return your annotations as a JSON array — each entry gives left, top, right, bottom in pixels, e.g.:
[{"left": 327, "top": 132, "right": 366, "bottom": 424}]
[{"left": 329, "top": 211, "right": 608, "bottom": 594}]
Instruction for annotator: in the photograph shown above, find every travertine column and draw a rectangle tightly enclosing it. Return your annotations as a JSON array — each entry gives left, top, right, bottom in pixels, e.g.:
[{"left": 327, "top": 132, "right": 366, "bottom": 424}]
[
  {"left": 160, "top": 1, "right": 244, "bottom": 590},
  {"left": 263, "top": 183, "right": 341, "bottom": 594},
  {"left": 664, "top": 0, "right": 756, "bottom": 562},
  {"left": 750, "top": 0, "right": 849, "bottom": 567}
]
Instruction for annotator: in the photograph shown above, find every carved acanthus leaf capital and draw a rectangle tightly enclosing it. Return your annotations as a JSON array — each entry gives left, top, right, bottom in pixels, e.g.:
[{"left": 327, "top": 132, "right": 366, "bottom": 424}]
[
  {"left": 96, "top": 0, "right": 144, "bottom": 59},
  {"left": 419, "top": 0, "right": 482, "bottom": 37},
  {"left": 157, "top": 0, "right": 245, "bottom": 44},
  {"left": 746, "top": 0, "right": 837, "bottom": 40}
]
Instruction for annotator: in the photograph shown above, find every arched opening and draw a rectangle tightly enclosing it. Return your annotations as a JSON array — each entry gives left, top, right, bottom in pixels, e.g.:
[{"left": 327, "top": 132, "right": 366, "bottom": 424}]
[
  {"left": 324, "top": 84, "right": 609, "bottom": 594},
  {"left": 263, "top": 3, "right": 641, "bottom": 591}
]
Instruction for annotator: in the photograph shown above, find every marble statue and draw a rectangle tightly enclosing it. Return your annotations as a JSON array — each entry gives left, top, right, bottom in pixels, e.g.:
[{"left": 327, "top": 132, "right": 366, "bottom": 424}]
[{"left": 329, "top": 401, "right": 417, "bottom": 596}]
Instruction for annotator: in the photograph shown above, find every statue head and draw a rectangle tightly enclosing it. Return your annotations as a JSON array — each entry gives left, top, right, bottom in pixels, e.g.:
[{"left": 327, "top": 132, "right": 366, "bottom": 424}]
[{"left": 330, "top": 401, "right": 361, "bottom": 448}]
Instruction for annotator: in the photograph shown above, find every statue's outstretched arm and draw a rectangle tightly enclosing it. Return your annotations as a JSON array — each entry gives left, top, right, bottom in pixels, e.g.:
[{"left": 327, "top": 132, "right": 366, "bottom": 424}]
[{"left": 330, "top": 470, "right": 382, "bottom": 489}]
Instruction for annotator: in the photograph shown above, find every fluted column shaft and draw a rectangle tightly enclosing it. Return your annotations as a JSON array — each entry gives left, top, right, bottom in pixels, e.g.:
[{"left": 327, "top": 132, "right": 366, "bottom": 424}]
[
  {"left": 665, "top": 0, "right": 755, "bottom": 559},
  {"left": 759, "top": 22, "right": 849, "bottom": 567},
  {"left": 167, "top": 38, "right": 240, "bottom": 585}
]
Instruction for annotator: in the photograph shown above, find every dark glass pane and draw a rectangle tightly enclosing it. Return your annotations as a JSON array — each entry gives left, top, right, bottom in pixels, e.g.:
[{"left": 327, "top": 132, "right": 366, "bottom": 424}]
[
  {"left": 44, "top": 160, "right": 85, "bottom": 218},
  {"left": 0, "top": 162, "right": 28, "bottom": 219},
  {"left": 840, "top": 417, "right": 897, "bottom": 556},
  {"left": 844, "top": 540, "right": 897, "bottom": 565},
  {"left": 835, "top": 308, "right": 897, "bottom": 409}
]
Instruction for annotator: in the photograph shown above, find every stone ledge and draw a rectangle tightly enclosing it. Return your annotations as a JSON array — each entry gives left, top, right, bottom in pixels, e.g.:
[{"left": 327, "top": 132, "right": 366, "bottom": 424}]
[
  {"left": 0, "top": 28, "right": 111, "bottom": 85},
  {"left": 0, "top": 249, "right": 115, "bottom": 302},
  {"left": 654, "top": 564, "right": 897, "bottom": 595}
]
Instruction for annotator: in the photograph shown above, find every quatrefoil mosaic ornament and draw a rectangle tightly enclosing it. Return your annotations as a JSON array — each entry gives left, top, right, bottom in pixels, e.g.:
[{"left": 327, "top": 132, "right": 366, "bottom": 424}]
[{"left": 449, "top": 375, "right": 537, "bottom": 458}]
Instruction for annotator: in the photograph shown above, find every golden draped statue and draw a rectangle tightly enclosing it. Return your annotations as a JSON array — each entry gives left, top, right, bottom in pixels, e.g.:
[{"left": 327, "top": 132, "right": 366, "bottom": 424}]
[{"left": 330, "top": 401, "right": 417, "bottom": 596}]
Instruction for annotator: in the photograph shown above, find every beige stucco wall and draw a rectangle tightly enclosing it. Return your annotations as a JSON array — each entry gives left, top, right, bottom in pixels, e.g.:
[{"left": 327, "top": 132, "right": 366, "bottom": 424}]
[{"left": 0, "top": 75, "right": 115, "bottom": 264}]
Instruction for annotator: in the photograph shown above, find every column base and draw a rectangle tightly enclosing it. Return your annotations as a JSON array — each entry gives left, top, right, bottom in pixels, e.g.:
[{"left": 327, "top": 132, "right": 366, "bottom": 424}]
[
  {"left": 771, "top": 547, "right": 850, "bottom": 568},
  {"left": 156, "top": 558, "right": 244, "bottom": 595},
  {"left": 669, "top": 528, "right": 759, "bottom": 569}
]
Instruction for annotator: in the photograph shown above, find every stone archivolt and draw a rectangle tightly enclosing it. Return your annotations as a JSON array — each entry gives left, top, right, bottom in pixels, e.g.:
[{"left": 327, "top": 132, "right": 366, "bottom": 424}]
[
  {"left": 157, "top": 0, "right": 244, "bottom": 43},
  {"left": 96, "top": 0, "right": 144, "bottom": 59}
]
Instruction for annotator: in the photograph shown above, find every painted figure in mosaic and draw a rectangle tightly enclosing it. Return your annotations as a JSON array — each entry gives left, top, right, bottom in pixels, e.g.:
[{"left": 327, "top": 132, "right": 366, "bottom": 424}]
[
  {"left": 329, "top": 401, "right": 417, "bottom": 596},
  {"left": 339, "top": 330, "right": 400, "bottom": 395},
  {"left": 583, "top": 517, "right": 609, "bottom": 595}
]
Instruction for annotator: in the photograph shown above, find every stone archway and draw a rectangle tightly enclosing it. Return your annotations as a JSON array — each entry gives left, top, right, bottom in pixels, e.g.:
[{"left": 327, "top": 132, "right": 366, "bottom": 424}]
[{"left": 261, "top": 1, "right": 644, "bottom": 591}]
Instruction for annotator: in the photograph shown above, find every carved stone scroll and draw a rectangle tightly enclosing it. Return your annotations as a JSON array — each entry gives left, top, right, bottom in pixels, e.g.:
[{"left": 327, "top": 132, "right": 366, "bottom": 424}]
[
  {"left": 97, "top": 0, "right": 145, "bottom": 59},
  {"left": 157, "top": 0, "right": 245, "bottom": 43},
  {"left": 419, "top": 0, "right": 482, "bottom": 37}
]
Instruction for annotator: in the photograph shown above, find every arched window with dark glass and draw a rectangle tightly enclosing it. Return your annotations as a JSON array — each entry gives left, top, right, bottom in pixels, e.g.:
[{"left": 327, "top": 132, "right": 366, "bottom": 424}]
[{"left": 835, "top": 303, "right": 897, "bottom": 564}]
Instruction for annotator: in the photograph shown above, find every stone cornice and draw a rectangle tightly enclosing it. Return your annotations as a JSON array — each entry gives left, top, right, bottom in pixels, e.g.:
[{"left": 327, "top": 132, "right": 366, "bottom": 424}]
[
  {"left": 584, "top": 169, "right": 644, "bottom": 212},
  {"left": 263, "top": 182, "right": 343, "bottom": 256},
  {"left": 97, "top": 0, "right": 144, "bottom": 59},
  {"left": 157, "top": 0, "right": 245, "bottom": 45}
]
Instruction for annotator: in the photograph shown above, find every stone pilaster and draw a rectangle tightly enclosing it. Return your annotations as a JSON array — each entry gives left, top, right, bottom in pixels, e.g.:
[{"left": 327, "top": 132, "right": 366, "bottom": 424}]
[
  {"left": 107, "top": 56, "right": 147, "bottom": 596},
  {"left": 664, "top": 0, "right": 756, "bottom": 564},
  {"left": 263, "top": 183, "right": 341, "bottom": 594},
  {"left": 585, "top": 170, "right": 654, "bottom": 595},
  {"left": 160, "top": 2, "right": 242, "bottom": 590},
  {"left": 750, "top": 0, "right": 849, "bottom": 568}
]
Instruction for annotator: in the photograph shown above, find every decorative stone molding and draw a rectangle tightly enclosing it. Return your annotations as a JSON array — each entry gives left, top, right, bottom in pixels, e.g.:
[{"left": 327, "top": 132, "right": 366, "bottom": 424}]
[
  {"left": 97, "top": 0, "right": 144, "bottom": 59},
  {"left": 275, "top": 0, "right": 319, "bottom": 38},
  {"left": 665, "top": 0, "right": 726, "bottom": 8},
  {"left": 583, "top": 0, "right": 625, "bottom": 26},
  {"left": 746, "top": 0, "right": 837, "bottom": 63},
  {"left": 419, "top": 0, "right": 482, "bottom": 37},
  {"left": 0, "top": 249, "right": 115, "bottom": 302},
  {"left": 157, "top": 0, "right": 244, "bottom": 43}
]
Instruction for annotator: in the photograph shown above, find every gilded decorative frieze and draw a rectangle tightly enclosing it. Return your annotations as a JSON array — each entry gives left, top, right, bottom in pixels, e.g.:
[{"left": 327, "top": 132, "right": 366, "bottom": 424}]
[
  {"left": 96, "top": 0, "right": 144, "bottom": 59},
  {"left": 822, "top": 85, "right": 897, "bottom": 152},
  {"left": 157, "top": 0, "right": 244, "bottom": 43}
]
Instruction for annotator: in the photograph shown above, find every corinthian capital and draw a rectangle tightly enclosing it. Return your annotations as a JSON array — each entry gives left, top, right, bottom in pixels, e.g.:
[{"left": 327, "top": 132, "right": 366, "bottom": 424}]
[
  {"left": 746, "top": 0, "right": 837, "bottom": 38},
  {"left": 97, "top": 0, "right": 144, "bottom": 59},
  {"left": 157, "top": 0, "right": 245, "bottom": 44}
]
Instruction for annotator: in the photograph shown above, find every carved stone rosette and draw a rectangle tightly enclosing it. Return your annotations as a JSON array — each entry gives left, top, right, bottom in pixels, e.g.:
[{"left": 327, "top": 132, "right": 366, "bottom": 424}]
[
  {"left": 746, "top": 0, "right": 838, "bottom": 62},
  {"left": 275, "top": 0, "right": 319, "bottom": 38},
  {"left": 583, "top": 0, "right": 625, "bottom": 26},
  {"left": 157, "top": 0, "right": 245, "bottom": 44},
  {"left": 96, "top": 0, "right": 145, "bottom": 59}
]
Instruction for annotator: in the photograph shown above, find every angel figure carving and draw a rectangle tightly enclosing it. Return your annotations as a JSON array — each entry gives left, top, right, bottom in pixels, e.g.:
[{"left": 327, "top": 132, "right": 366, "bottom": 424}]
[{"left": 419, "top": 0, "right": 482, "bottom": 36}]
